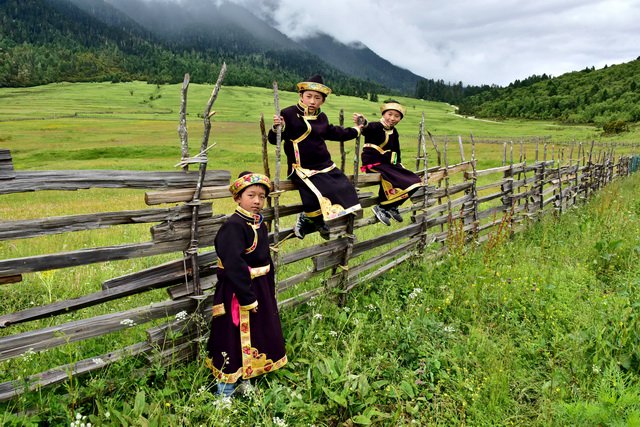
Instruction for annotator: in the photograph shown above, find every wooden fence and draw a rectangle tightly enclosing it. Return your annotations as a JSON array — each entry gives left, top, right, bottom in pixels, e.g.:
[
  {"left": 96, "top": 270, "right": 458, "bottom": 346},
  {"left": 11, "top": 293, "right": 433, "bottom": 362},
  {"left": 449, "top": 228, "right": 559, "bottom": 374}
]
[{"left": 1, "top": 84, "right": 639, "bottom": 402}]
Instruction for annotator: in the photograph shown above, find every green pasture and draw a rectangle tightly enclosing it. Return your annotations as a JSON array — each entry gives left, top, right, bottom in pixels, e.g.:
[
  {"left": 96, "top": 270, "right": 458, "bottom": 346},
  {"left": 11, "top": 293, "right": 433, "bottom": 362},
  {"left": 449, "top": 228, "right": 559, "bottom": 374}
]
[{"left": 2, "top": 82, "right": 640, "bottom": 424}]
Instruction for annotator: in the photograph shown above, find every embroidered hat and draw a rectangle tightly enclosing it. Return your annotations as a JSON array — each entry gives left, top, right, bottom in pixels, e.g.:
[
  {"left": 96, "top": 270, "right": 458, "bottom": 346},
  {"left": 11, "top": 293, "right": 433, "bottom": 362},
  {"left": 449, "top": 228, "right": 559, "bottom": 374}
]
[
  {"left": 229, "top": 171, "right": 272, "bottom": 197},
  {"left": 380, "top": 100, "right": 406, "bottom": 118},
  {"left": 296, "top": 74, "right": 332, "bottom": 97}
]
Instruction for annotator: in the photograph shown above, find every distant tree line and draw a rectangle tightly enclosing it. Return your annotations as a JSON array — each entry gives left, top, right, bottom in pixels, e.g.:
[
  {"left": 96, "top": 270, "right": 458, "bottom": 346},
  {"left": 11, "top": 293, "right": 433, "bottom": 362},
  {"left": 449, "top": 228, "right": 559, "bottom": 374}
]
[
  {"left": 415, "top": 61, "right": 640, "bottom": 129},
  {"left": 0, "top": 0, "right": 385, "bottom": 98}
]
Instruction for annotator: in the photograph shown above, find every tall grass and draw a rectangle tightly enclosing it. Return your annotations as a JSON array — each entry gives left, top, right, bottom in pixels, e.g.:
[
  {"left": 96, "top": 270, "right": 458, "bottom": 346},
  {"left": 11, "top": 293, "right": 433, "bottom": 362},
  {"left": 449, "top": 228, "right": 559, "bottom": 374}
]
[
  {"left": 2, "top": 82, "right": 640, "bottom": 425},
  {"left": 3, "top": 153, "right": 640, "bottom": 426}
]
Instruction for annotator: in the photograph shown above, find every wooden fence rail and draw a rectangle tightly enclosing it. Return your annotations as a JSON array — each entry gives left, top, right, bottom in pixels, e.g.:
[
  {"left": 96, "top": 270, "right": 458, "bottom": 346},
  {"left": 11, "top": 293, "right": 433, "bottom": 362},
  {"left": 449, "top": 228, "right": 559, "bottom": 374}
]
[{"left": 1, "top": 112, "right": 638, "bottom": 401}]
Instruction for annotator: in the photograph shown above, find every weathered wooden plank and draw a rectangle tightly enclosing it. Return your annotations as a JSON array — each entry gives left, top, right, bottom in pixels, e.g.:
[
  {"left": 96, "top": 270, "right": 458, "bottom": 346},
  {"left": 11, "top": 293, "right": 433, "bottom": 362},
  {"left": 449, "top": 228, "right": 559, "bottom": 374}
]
[
  {"left": 0, "top": 262, "right": 216, "bottom": 327},
  {"left": 313, "top": 222, "right": 422, "bottom": 270},
  {"left": 0, "top": 275, "right": 21, "bottom": 285},
  {"left": 103, "top": 250, "right": 217, "bottom": 289},
  {"left": 325, "top": 237, "right": 421, "bottom": 288},
  {"left": 146, "top": 174, "right": 383, "bottom": 205},
  {"left": 0, "top": 204, "right": 213, "bottom": 241},
  {"left": 344, "top": 251, "right": 416, "bottom": 293},
  {"left": 150, "top": 215, "right": 225, "bottom": 245},
  {"left": 277, "top": 270, "right": 319, "bottom": 293},
  {"left": 0, "top": 297, "right": 205, "bottom": 362},
  {"left": 0, "top": 240, "right": 184, "bottom": 277},
  {"left": 167, "top": 274, "right": 216, "bottom": 300},
  {"left": 0, "top": 149, "right": 15, "bottom": 180},
  {"left": 0, "top": 170, "right": 230, "bottom": 195},
  {"left": 0, "top": 342, "right": 153, "bottom": 402}
]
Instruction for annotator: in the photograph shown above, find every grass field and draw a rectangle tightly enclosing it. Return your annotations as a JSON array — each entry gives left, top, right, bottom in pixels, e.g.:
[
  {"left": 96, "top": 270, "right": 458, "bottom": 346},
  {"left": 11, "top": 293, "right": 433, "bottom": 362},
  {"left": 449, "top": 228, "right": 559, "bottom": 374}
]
[{"left": 1, "top": 82, "right": 640, "bottom": 425}]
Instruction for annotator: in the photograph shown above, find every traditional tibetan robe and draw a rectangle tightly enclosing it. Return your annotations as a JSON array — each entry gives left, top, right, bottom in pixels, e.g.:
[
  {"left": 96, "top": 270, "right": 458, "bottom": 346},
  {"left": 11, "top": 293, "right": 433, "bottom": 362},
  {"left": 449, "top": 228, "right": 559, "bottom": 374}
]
[
  {"left": 268, "top": 101, "right": 362, "bottom": 221},
  {"left": 206, "top": 206, "right": 287, "bottom": 384},
  {"left": 360, "top": 120, "right": 422, "bottom": 208}
]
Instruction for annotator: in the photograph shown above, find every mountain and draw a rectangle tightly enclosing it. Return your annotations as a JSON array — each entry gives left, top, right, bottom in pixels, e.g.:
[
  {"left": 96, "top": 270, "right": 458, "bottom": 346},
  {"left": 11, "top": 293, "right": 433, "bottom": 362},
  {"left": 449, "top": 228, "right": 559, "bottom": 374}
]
[
  {"left": 0, "top": 0, "right": 421, "bottom": 95},
  {"left": 298, "top": 34, "right": 423, "bottom": 95}
]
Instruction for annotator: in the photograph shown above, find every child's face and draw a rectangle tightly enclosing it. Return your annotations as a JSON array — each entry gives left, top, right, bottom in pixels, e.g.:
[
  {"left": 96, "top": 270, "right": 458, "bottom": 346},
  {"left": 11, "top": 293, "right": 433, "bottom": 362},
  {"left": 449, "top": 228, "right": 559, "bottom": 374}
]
[
  {"left": 299, "top": 91, "right": 325, "bottom": 113},
  {"left": 382, "top": 110, "right": 403, "bottom": 127},
  {"left": 235, "top": 184, "right": 267, "bottom": 214}
]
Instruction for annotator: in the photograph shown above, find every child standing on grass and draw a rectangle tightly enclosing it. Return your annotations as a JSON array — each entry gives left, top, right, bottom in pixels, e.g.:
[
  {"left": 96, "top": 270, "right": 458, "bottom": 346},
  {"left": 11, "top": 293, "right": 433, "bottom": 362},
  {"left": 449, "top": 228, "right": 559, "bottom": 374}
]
[
  {"left": 205, "top": 171, "right": 287, "bottom": 397},
  {"left": 354, "top": 100, "right": 422, "bottom": 226},
  {"left": 269, "top": 74, "right": 364, "bottom": 240}
]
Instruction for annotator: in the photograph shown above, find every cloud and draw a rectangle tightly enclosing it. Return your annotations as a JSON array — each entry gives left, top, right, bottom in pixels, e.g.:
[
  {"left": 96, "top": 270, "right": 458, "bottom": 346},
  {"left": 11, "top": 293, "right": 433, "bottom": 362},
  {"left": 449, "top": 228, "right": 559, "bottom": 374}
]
[{"left": 232, "top": 0, "right": 640, "bottom": 85}]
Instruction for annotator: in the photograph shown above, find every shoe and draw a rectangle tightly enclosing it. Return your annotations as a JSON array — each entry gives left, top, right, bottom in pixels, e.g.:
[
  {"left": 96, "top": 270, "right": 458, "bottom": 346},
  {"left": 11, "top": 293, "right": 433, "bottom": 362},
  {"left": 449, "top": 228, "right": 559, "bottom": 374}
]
[
  {"left": 293, "top": 213, "right": 316, "bottom": 239},
  {"left": 387, "top": 206, "right": 403, "bottom": 222},
  {"left": 318, "top": 223, "right": 331, "bottom": 240},
  {"left": 372, "top": 205, "right": 391, "bottom": 226}
]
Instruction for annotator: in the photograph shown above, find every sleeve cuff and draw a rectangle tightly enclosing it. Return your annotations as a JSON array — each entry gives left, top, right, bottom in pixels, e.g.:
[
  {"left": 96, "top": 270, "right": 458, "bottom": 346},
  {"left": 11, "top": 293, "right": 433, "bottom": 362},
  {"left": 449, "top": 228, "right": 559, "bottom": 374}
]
[
  {"left": 240, "top": 301, "right": 258, "bottom": 311},
  {"left": 352, "top": 126, "right": 361, "bottom": 137}
]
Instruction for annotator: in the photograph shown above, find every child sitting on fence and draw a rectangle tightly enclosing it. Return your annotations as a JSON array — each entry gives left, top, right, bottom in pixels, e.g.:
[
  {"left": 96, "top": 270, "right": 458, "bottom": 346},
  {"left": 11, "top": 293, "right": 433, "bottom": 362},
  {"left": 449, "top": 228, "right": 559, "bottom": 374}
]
[
  {"left": 269, "top": 74, "right": 364, "bottom": 240},
  {"left": 205, "top": 171, "right": 287, "bottom": 397},
  {"left": 354, "top": 100, "right": 422, "bottom": 225}
]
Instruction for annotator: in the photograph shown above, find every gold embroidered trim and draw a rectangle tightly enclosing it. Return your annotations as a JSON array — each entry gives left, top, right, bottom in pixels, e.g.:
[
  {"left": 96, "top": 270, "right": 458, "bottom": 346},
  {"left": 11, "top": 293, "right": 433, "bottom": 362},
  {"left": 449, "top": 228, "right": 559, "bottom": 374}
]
[
  {"left": 212, "top": 303, "right": 226, "bottom": 317},
  {"left": 249, "top": 264, "right": 270, "bottom": 279}
]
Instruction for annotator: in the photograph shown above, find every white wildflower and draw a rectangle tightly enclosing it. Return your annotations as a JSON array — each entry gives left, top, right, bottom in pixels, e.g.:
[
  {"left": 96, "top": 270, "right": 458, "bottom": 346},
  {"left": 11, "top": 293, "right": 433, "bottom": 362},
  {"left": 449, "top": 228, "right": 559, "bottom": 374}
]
[
  {"left": 104, "top": 412, "right": 110, "bottom": 419},
  {"left": 21, "top": 348, "right": 36, "bottom": 362},
  {"left": 313, "top": 313, "right": 323, "bottom": 320},
  {"left": 343, "top": 306, "right": 351, "bottom": 313},
  {"left": 366, "top": 304, "right": 376, "bottom": 311},
  {"left": 273, "top": 416, "right": 288, "bottom": 427},
  {"left": 213, "top": 396, "right": 233, "bottom": 410},
  {"left": 443, "top": 325, "right": 456, "bottom": 333},
  {"left": 329, "top": 330, "right": 338, "bottom": 337},
  {"left": 175, "top": 310, "right": 188, "bottom": 321},
  {"left": 408, "top": 287, "right": 423, "bottom": 299},
  {"left": 120, "top": 318, "right": 136, "bottom": 327},
  {"left": 306, "top": 300, "right": 316, "bottom": 307},
  {"left": 592, "top": 364, "right": 601, "bottom": 374}
]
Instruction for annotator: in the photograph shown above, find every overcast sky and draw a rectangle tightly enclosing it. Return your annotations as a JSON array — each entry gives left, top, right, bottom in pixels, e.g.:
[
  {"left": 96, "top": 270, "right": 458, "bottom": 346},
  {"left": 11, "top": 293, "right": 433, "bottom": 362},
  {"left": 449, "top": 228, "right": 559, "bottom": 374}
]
[{"left": 232, "top": 0, "right": 640, "bottom": 86}]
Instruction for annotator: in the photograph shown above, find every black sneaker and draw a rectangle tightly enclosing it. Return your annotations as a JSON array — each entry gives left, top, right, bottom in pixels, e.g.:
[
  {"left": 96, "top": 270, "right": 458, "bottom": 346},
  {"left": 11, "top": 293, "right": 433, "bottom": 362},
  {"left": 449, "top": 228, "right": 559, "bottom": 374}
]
[
  {"left": 372, "top": 205, "right": 391, "bottom": 226},
  {"left": 387, "top": 207, "right": 403, "bottom": 222},
  {"left": 317, "top": 223, "right": 331, "bottom": 240},
  {"left": 293, "top": 213, "right": 316, "bottom": 239}
]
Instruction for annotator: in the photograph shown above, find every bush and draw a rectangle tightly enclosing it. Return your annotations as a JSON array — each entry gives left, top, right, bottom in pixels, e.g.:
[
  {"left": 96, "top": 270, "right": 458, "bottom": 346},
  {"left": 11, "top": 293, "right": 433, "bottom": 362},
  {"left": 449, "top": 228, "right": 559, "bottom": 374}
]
[{"left": 602, "top": 119, "right": 629, "bottom": 135}]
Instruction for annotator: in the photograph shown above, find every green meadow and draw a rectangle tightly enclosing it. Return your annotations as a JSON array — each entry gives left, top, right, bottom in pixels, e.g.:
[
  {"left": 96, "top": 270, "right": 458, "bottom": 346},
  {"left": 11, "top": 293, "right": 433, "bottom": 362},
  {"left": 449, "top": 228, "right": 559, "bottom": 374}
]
[{"left": 1, "top": 82, "right": 640, "bottom": 425}]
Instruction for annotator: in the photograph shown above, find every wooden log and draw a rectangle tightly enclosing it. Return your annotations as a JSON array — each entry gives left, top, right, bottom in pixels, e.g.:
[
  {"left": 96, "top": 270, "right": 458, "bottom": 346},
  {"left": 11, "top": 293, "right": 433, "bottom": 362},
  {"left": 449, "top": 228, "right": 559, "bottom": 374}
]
[
  {"left": 103, "top": 250, "right": 217, "bottom": 289},
  {"left": 0, "top": 275, "right": 21, "bottom": 285},
  {"left": 325, "top": 237, "right": 421, "bottom": 288},
  {"left": 0, "top": 297, "right": 207, "bottom": 362},
  {"left": 277, "top": 270, "right": 318, "bottom": 293},
  {"left": 167, "top": 274, "right": 216, "bottom": 300},
  {"left": 150, "top": 215, "right": 225, "bottom": 245},
  {"left": 0, "top": 240, "right": 186, "bottom": 277},
  {"left": 1, "top": 170, "right": 230, "bottom": 195},
  {"left": 0, "top": 261, "right": 217, "bottom": 327},
  {"left": 0, "top": 204, "right": 212, "bottom": 241},
  {"left": 0, "top": 342, "right": 153, "bottom": 402},
  {"left": 0, "top": 149, "right": 15, "bottom": 180},
  {"left": 313, "top": 222, "right": 422, "bottom": 271}
]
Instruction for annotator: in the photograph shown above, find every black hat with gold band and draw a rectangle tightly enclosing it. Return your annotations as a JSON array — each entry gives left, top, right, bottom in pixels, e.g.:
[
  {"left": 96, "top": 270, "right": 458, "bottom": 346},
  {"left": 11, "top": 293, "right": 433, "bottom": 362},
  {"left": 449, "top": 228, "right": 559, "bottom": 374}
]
[
  {"left": 380, "top": 100, "right": 406, "bottom": 118},
  {"left": 296, "top": 74, "right": 332, "bottom": 98},
  {"left": 229, "top": 171, "right": 272, "bottom": 197}
]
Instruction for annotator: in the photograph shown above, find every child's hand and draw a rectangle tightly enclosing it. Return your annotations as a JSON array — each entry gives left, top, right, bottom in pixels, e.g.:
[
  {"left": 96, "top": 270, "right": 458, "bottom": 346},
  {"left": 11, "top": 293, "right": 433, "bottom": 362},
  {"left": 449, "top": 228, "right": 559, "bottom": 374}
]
[
  {"left": 353, "top": 113, "right": 365, "bottom": 127},
  {"left": 273, "top": 115, "right": 284, "bottom": 127}
]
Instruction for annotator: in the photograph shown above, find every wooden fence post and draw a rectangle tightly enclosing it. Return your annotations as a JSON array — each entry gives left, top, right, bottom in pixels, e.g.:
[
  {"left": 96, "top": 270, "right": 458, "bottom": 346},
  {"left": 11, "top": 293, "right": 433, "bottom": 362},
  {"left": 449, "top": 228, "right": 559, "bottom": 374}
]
[{"left": 271, "top": 82, "right": 283, "bottom": 287}]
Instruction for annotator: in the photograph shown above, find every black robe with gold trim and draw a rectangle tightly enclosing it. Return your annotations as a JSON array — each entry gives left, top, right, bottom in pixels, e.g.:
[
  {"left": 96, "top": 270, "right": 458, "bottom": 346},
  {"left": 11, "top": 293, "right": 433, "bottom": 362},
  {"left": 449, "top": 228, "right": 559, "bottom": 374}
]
[
  {"left": 205, "top": 207, "right": 286, "bottom": 384},
  {"left": 268, "top": 101, "right": 362, "bottom": 221},
  {"left": 361, "top": 120, "right": 422, "bottom": 208}
]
